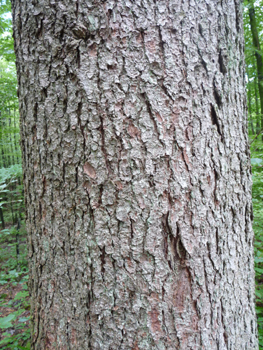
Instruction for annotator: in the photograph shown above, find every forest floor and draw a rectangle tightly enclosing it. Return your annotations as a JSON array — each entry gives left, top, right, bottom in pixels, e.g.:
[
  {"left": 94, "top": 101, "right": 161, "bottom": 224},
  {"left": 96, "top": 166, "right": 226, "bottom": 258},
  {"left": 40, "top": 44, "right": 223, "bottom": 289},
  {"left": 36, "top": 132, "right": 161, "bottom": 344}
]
[{"left": 0, "top": 227, "right": 30, "bottom": 349}]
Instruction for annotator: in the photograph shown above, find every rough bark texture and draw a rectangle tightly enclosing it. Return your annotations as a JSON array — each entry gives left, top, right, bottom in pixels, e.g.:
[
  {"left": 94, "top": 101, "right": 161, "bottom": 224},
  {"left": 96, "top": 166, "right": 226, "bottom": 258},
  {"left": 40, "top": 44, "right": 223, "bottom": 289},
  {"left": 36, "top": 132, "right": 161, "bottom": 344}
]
[{"left": 12, "top": 0, "right": 258, "bottom": 349}]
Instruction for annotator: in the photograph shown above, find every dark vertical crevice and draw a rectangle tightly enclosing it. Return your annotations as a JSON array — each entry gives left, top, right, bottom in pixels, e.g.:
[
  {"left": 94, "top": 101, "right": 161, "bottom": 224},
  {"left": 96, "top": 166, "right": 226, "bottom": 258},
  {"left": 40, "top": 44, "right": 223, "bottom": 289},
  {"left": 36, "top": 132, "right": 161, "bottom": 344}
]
[
  {"left": 76, "top": 100, "right": 87, "bottom": 156},
  {"left": 157, "top": 25, "right": 165, "bottom": 61},
  {"left": 77, "top": 47, "right": 81, "bottom": 68},
  {"left": 234, "top": 0, "right": 241, "bottom": 33},
  {"left": 98, "top": 115, "right": 111, "bottom": 174},
  {"left": 213, "top": 80, "right": 222, "bottom": 108},
  {"left": 210, "top": 104, "right": 222, "bottom": 138},
  {"left": 198, "top": 23, "right": 203, "bottom": 37},
  {"left": 162, "top": 213, "right": 172, "bottom": 269},
  {"left": 213, "top": 169, "right": 219, "bottom": 205},
  {"left": 215, "top": 228, "right": 219, "bottom": 255},
  {"left": 100, "top": 245, "right": 106, "bottom": 278},
  {"left": 35, "top": 17, "right": 43, "bottom": 39},
  {"left": 130, "top": 218, "right": 134, "bottom": 240},
  {"left": 75, "top": 166, "right": 78, "bottom": 186},
  {"left": 197, "top": 47, "right": 208, "bottom": 73},
  {"left": 98, "top": 185, "right": 103, "bottom": 206},
  {"left": 141, "top": 92, "right": 165, "bottom": 146},
  {"left": 159, "top": 78, "right": 174, "bottom": 101},
  {"left": 175, "top": 235, "right": 187, "bottom": 261},
  {"left": 76, "top": 0, "right": 79, "bottom": 17},
  {"left": 218, "top": 49, "right": 227, "bottom": 74}
]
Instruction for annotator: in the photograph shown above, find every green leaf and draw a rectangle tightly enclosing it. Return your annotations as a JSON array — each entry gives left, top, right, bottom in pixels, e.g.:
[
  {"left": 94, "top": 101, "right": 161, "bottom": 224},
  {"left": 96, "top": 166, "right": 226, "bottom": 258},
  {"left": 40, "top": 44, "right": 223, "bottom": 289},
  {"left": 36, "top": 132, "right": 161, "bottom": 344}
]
[
  {"left": 0, "top": 313, "right": 16, "bottom": 329},
  {"left": 255, "top": 257, "right": 263, "bottom": 263},
  {"left": 251, "top": 158, "right": 263, "bottom": 165},
  {"left": 14, "top": 291, "right": 29, "bottom": 300},
  {"left": 255, "top": 267, "right": 263, "bottom": 274},
  {"left": 255, "top": 289, "right": 263, "bottom": 299},
  {"left": 18, "top": 317, "right": 30, "bottom": 323}
]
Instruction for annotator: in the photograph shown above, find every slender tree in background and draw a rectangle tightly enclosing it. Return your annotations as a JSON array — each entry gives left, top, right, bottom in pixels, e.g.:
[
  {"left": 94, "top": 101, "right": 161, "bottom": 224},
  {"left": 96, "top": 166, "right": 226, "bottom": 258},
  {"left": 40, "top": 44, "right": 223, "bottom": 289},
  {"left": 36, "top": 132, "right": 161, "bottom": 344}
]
[
  {"left": 248, "top": 0, "right": 263, "bottom": 138},
  {"left": 0, "top": 0, "right": 20, "bottom": 169},
  {"left": 248, "top": 69, "right": 255, "bottom": 134},
  {"left": 11, "top": 0, "right": 258, "bottom": 349},
  {"left": 253, "top": 59, "right": 261, "bottom": 133}
]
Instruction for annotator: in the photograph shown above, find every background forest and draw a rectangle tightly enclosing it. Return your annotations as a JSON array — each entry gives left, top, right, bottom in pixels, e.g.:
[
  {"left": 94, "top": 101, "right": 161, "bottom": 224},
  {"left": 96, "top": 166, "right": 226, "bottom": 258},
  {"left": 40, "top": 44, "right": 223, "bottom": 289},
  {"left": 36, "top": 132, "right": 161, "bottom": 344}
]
[{"left": 0, "top": 0, "right": 262, "bottom": 349}]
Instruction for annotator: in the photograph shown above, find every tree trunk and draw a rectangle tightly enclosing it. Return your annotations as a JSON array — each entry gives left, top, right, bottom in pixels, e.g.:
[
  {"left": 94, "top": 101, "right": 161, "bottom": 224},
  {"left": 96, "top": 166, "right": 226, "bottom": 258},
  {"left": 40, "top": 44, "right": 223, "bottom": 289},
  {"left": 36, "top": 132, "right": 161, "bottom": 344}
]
[
  {"left": 0, "top": 207, "right": 5, "bottom": 229},
  {"left": 8, "top": 114, "right": 15, "bottom": 166},
  {"left": 247, "top": 66, "right": 255, "bottom": 134},
  {"left": 13, "top": 111, "right": 20, "bottom": 164},
  {"left": 253, "top": 59, "right": 261, "bottom": 134},
  {"left": 248, "top": 0, "right": 263, "bottom": 140},
  {"left": 12, "top": 0, "right": 258, "bottom": 349},
  {"left": 0, "top": 112, "right": 6, "bottom": 168}
]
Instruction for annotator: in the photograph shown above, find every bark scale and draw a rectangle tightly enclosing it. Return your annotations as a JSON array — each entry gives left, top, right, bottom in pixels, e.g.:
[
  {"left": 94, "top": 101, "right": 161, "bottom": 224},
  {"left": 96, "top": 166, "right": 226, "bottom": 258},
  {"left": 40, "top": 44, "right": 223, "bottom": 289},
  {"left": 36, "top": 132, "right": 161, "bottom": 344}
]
[{"left": 12, "top": 0, "right": 258, "bottom": 349}]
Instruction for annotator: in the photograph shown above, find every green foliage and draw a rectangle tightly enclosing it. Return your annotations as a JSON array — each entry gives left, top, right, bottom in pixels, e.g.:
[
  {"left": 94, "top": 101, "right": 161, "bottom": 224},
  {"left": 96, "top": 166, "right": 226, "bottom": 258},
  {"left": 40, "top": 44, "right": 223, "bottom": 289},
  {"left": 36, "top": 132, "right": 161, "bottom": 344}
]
[
  {"left": 0, "top": 1, "right": 20, "bottom": 171},
  {"left": 0, "top": 1, "right": 11, "bottom": 33},
  {"left": 0, "top": 59, "right": 18, "bottom": 109},
  {"left": 0, "top": 164, "right": 24, "bottom": 230},
  {"left": 244, "top": 3, "right": 263, "bottom": 344},
  {"left": 0, "top": 304, "right": 30, "bottom": 349},
  {"left": 0, "top": 58, "right": 20, "bottom": 170},
  {"left": 0, "top": 225, "right": 30, "bottom": 350},
  {"left": 0, "top": 164, "right": 22, "bottom": 184},
  {"left": 0, "top": 1, "right": 14, "bottom": 62},
  {"left": 251, "top": 147, "right": 263, "bottom": 348},
  {"left": 243, "top": 0, "right": 263, "bottom": 136},
  {"left": 0, "top": 3, "right": 27, "bottom": 345}
]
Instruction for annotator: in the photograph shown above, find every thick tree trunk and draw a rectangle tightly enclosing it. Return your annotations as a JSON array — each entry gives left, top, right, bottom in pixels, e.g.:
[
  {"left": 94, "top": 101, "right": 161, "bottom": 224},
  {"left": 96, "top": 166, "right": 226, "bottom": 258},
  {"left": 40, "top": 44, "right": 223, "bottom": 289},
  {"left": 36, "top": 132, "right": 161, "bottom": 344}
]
[{"left": 12, "top": 0, "right": 258, "bottom": 349}]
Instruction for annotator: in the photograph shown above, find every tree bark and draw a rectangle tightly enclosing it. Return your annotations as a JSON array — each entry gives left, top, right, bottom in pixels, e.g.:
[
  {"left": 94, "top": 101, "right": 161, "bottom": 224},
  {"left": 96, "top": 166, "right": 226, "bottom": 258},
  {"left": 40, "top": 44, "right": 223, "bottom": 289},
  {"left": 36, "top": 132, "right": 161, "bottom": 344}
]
[{"left": 12, "top": 0, "right": 258, "bottom": 349}]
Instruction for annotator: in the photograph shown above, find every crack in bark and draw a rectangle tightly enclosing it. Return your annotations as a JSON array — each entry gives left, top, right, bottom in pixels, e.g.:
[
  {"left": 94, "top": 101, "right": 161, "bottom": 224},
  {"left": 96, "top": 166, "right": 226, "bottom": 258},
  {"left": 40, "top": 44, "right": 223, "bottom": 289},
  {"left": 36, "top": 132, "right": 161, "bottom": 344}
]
[
  {"left": 197, "top": 47, "right": 208, "bottom": 73},
  {"left": 100, "top": 245, "right": 106, "bottom": 279},
  {"left": 219, "top": 49, "right": 227, "bottom": 74},
  {"left": 216, "top": 228, "right": 219, "bottom": 255},
  {"left": 141, "top": 92, "right": 165, "bottom": 147},
  {"left": 234, "top": 0, "right": 241, "bottom": 33},
  {"left": 99, "top": 114, "right": 111, "bottom": 173},
  {"left": 213, "top": 169, "right": 219, "bottom": 205},
  {"left": 181, "top": 148, "right": 190, "bottom": 172},
  {"left": 220, "top": 299, "right": 228, "bottom": 347},
  {"left": 157, "top": 26, "right": 165, "bottom": 63},
  {"left": 213, "top": 78, "right": 222, "bottom": 108},
  {"left": 198, "top": 23, "right": 203, "bottom": 38},
  {"left": 210, "top": 104, "right": 222, "bottom": 138},
  {"left": 75, "top": 0, "right": 79, "bottom": 17},
  {"left": 162, "top": 213, "right": 187, "bottom": 270},
  {"left": 159, "top": 78, "right": 174, "bottom": 101}
]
